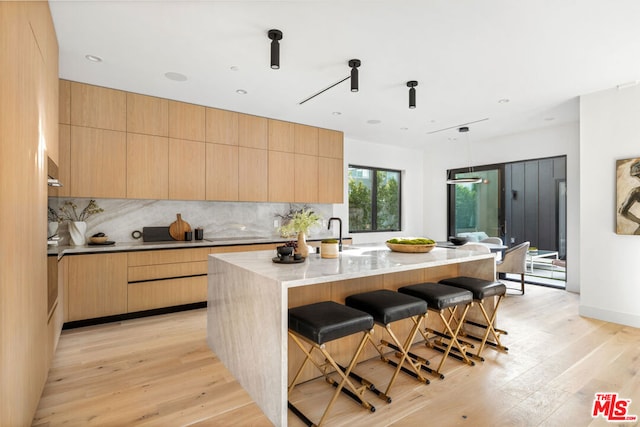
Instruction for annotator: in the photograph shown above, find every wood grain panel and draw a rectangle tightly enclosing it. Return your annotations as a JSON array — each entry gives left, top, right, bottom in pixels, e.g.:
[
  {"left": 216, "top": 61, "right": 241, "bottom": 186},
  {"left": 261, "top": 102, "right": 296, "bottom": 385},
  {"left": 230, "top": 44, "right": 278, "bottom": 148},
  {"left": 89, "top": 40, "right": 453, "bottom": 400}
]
[
  {"left": 205, "top": 143, "right": 238, "bottom": 201},
  {"left": 59, "top": 79, "right": 70, "bottom": 124},
  {"left": 58, "top": 123, "right": 71, "bottom": 197},
  {"left": 128, "top": 248, "right": 211, "bottom": 266},
  {"left": 318, "top": 128, "right": 343, "bottom": 159},
  {"left": 169, "top": 100, "right": 205, "bottom": 142},
  {"left": 127, "top": 276, "right": 207, "bottom": 312},
  {"left": 128, "top": 262, "right": 208, "bottom": 282},
  {"left": 126, "top": 92, "right": 168, "bottom": 136},
  {"left": 294, "top": 123, "right": 319, "bottom": 155},
  {"left": 238, "top": 147, "right": 268, "bottom": 201},
  {"left": 294, "top": 153, "right": 318, "bottom": 203},
  {"left": 126, "top": 133, "right": 169, "bottom": 199},
  {"left": 169, "top": 138, "right": 206, "bottom": 200},
  {"left": 268, "top": 119, "right": 295, "bottom": 152},
  {"left": 205, "top": 107, "right": 238, "bottom": 145},
  {"left": 318, "top": 156, "right": 343, "bottom": 203},
  {"left": 67, "top": 253, "right": 127, "bottom": 321},
  {"left": 209, "top": 243, "right": 279, "bottom": 254},
  {"left": 70, "top": 126, "right": 127, "bottom": 198},
  {"left": 238, "top": 113, "right": 268, "bottom": 149},
  {"left": 70, "top": 82, "right": 126, "bottom": 131},
  {"left": 268, "top": 150, "right": 294, "bottom": 202}
]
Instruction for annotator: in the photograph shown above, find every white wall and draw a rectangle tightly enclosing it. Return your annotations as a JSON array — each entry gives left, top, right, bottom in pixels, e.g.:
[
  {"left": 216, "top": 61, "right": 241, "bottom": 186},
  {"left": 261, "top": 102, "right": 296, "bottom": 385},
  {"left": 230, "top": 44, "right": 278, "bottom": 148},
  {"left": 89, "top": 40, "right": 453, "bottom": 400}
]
[
  {"left": 579, "top": 85, "right": 640, "bottom": 328},
  {"left": 422, "top": 122, "right": 580, "bottom": 293},
  {"left": 335, "top": 137, "right": 425, "bottom": 244}
]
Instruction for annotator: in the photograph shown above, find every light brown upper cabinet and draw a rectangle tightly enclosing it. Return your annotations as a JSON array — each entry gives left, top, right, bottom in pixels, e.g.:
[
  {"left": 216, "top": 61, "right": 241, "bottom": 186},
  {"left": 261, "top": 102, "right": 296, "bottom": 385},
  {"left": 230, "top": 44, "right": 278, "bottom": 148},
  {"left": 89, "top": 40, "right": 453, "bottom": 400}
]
[
  {"left": 126, "top": 133, "right": 169, "bottom": 200},
  {"left": 238, "top": 114, "right": 268, "bottom": 149},
  {"left": 169, "top": 101, "right": 205, "bottom": 142},
  {"left": 58, "top": 124, "right": 71, "bottom": 198},
  {"left": 318, "top": 157, "right": 344, "bottom": 203},
  {"left": 206, "top": 108, "right": 238, "bottom": 145},
  {"left": 268, "top": 119, "right": 295, "bottom": 152},
  {"left": 294, "top": 124, "right": 319, "bottom": 156},
  {"left": 318, "top": 128, "right": 343, "bottom": 159},
  {"left": 70, "top": 126, "right": 127, "bottom": 198},
  {"left": 294, "top": 154, "right": 319, "bottom": 203},
  {"left": 239, "top": 147, "right": 268, "bottom": 201},
  {"left": 268, "top": 150, "right": 295, "bottom": 202},
  {"left": 127, "top": 93, "right": 168, "bottom": 137},
  {"left": 206, "top": 143, "right": 239, "bottom": 201},
  {"left": 70, "top": 82, "right": 126, "bottom": 131},
  {"left": 59, "top": 79, "right": 70, "bottom": 125},
  {"left": 169, "top": 139, "right": 206, "bottom": 200}
]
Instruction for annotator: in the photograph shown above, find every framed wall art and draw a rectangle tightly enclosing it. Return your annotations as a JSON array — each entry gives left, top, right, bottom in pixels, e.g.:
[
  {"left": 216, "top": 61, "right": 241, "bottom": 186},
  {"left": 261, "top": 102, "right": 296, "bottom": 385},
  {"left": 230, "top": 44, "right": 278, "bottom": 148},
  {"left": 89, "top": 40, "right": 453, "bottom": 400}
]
[{"left": 616, "top": 157, "right": 640, "bottom": 234}]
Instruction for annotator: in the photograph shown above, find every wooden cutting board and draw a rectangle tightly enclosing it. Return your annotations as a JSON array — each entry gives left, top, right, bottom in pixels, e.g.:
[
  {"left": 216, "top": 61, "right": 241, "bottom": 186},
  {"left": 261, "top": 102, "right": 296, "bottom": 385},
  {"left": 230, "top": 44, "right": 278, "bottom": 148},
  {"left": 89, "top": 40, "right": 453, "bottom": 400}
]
[{"left": 169, "top": 213, "right": 191, "bottom": 241}]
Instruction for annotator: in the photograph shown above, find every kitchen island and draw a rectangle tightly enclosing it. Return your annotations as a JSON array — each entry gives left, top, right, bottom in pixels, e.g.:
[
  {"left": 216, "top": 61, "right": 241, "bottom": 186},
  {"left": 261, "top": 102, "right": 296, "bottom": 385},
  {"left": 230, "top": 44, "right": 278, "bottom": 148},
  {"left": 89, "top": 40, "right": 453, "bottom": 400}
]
[{"left": 206, "top": 243, "right": 496, "bottom": 426}]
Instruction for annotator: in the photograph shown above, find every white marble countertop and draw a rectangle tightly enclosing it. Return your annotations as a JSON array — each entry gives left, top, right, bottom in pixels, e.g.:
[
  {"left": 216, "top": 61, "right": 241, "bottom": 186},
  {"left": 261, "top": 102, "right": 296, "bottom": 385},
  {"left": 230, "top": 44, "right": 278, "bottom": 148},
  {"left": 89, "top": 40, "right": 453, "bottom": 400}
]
[{"left": 210, "top": 243, "right": 494, "bottom": 288}]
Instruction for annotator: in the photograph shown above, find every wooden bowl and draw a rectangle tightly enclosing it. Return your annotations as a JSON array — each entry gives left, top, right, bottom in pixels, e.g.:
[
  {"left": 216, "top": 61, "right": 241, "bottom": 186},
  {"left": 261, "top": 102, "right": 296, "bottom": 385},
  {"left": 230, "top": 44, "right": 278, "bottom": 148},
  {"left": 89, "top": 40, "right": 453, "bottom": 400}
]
[
  {"left": 90, "top": 236, "right": 108, "bottom": 244},
  {"left": 386, "top": 242, "right": 436, "bottom": 253}
]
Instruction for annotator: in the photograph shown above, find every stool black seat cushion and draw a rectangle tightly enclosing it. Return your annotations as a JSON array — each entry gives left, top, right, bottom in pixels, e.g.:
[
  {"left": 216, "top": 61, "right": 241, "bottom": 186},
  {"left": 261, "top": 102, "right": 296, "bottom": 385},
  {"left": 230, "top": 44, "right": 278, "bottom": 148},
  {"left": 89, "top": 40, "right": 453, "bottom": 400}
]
[
  {"left": 345, "top": 290, "right": 427, "bottom": 325},
  {"left": 398, "top": 283, "right": 473, "bottom": 310},
  {"left": 438, "top": 276, "right": 506, "bottom": 300},
  {"left": 289, "top": 301, "right": 374, "bottom": 345}
]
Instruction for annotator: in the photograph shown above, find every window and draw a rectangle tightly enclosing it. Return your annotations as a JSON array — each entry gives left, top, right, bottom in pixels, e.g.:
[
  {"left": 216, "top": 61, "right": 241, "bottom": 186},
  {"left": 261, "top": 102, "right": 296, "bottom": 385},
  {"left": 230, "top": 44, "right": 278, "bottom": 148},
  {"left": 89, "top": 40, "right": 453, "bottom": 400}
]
[{"left": 348, "top": 165, "right": 401, "bottom": 232}]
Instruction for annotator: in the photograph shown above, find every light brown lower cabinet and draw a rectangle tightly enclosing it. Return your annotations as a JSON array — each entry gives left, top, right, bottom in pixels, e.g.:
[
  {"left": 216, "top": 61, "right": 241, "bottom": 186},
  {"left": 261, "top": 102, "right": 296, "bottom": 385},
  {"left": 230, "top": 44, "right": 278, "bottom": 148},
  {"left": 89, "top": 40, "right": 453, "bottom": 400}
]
[
  {"left": 67, "top": 253, "right": 128, "bottom": 321},
  {"left": 128, "top": 276, "right": 207, "bottom": 312}
]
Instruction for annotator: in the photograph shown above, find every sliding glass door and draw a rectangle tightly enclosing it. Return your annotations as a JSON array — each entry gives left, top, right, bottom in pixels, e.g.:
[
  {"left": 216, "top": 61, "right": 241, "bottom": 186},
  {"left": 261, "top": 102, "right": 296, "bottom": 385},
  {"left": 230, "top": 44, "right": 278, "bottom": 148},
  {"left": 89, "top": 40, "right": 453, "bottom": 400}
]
[{"left": 447, "top": 166, "right": 504, "bottom": 240}]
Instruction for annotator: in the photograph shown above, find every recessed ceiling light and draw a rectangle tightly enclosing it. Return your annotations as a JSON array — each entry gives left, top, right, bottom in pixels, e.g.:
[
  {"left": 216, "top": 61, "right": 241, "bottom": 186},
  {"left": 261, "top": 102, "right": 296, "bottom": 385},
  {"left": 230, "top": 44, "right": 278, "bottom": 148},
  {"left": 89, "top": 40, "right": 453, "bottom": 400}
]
[
  {"left": 164, "top": 72, "right": 187, "bottom": 82},
  {"left": 85, "top": 54, "right": 103, "bottom": 62},
  {"left": 236, "top": 89, "right": 247, "bottom": 95},
  {"left": 367, "top": 119, "right": 381, "bottom": 125},
  {"left": 400, "top": 127, "right": 408, "bottom": 131},
  {"left": 230, "top": 66, "right": 240, "bottom": 71},
  {"left": 332, "top": 111, "right": 342, "bottom": 116},
  {"left": 498, "top": 98, "right": 510, "bottom": 104}
]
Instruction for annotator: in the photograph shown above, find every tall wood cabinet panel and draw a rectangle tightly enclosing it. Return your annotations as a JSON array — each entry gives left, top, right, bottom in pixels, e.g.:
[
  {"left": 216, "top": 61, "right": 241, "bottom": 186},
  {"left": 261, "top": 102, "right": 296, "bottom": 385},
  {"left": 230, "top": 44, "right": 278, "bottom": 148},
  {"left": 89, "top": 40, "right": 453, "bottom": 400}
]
[
  {"left": 169, "top": 100, "right": 205, "bottom": 142},
  {"left": 268, "top": 151, "right": 295, "bottom": 202},
  {"left": 268, "top": 119, "right": 295, "bottom": 152},
  {"left": 58, "top": 124, "right": 71, "bottom": 197},
  {"left": 169, "top": 138, "right": 206, "bottom": 200},
  {"left": 294, "top": 124, "right": 319, "bottom": 155},
  {"left": 239, "top": 147, "right": 268, "bottom": 201},
  {"left": 59, "top": 79, "right": 70, "bottom": 125},
  {"left": 206, "top": 143, "right": 239, "bottom": 201},
  {"left": 70, "top": 82, "right": 126, "bottom": 131},
  {"left": 206, "top": 107, "right": 238, "bottom": 145},
  {"left": 70, "top": 126, "right": 127, "bottom": 198},
  {"left": 126, "top": 133, "right": 169, "bottom": 199},
  {"left": 294, "top": 154, "right": 319, "bottom": 203},
  {"left": 318, "top": 128, "right": 343, "bottom": 159},
  {"left": 127, "top": 93, "right": 168, "bottom": 137},
  {"left": 318, "top": 157, "right": 344, "bottom": 203},
  {"left": 239, "top": 114, "right": 268, "bottom": 149},
  {"left": 67, "top": 253, "right": 127, "bottom": 322}
]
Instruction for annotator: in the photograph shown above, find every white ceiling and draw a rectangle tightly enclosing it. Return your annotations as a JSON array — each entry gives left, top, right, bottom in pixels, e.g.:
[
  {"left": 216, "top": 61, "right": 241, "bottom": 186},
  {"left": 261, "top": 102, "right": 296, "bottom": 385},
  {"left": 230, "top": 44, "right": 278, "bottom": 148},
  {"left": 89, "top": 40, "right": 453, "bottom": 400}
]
[{"left": 50, "top": 0, "right": 640, "bottom": 149}]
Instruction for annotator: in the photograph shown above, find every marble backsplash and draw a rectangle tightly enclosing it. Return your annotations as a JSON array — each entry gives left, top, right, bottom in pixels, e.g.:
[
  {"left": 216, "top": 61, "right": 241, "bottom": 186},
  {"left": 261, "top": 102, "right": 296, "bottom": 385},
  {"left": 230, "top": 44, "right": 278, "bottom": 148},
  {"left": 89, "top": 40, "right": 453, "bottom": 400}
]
[{"left": 48, "top": 198, "right": 336, "bottom": 245}]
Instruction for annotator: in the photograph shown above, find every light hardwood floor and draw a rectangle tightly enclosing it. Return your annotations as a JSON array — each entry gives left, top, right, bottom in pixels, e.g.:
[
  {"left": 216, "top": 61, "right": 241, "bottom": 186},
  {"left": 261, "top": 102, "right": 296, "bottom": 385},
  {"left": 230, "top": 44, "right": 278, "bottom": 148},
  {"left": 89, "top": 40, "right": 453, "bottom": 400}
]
[{"left": 33, "top": 284, "right": 640, "bottom": 427}]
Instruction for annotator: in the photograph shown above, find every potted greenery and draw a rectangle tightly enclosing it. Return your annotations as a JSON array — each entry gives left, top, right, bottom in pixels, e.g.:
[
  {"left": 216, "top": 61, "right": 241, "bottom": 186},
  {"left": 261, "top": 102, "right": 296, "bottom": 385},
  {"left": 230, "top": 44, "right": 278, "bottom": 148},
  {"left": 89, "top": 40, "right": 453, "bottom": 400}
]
[
  {"left": 58, "top": 200, "right": 103, "bottom": 246},
  {"left": 278, "top": 208, "right": 321, "bottom": 257}
]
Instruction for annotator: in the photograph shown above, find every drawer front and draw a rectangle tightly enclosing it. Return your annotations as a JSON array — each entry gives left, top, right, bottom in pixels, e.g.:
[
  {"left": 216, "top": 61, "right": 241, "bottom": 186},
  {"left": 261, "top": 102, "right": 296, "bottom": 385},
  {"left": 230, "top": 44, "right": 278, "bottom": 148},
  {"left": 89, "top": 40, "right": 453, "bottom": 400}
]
[
  {"left": 128, "top": 261, "right": 208, "bottom": 282},
  {"left": 127, "top": 276, "right": 207, "bottom": 312},
  {"left": 128, "top": 247, "right": 211, "bottom": 266},
  {"left": 210, "top": 243, "right": 279, "bottom": 254}
]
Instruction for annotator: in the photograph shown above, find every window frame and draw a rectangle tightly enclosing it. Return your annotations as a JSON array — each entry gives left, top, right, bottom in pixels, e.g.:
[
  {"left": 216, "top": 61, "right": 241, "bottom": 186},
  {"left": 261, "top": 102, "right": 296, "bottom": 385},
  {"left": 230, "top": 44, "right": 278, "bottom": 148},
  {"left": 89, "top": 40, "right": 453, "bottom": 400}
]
[{"left": 348, "top": 164, "right": 402, "bottom": 233}]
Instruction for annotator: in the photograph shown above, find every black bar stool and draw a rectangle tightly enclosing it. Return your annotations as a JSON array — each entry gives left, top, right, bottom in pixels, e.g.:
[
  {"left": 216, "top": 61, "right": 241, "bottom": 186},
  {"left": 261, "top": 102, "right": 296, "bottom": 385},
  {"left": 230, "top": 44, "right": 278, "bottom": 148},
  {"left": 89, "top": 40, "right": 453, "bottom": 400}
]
[
  {"left": 288, "top": 301, "right": 375, "bottom": 426},
  {"left": 438, "top": 276, "right": 508, "bottom": 358},
  {"left": 398, "top": 282, "right": 475, "bottom": 378},
  {"left": 345, "top": 289, "right": 429, "bottom": 401}
]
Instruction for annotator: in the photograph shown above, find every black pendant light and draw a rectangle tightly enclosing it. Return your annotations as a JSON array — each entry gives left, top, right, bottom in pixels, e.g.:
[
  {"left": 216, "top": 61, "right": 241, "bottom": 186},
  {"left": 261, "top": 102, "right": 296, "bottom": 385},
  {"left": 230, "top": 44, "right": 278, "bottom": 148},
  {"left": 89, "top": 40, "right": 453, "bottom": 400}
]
[
  {"left": 446, "top": 126, "right": 483, "bottom": 184},
  {"left": 349, "top": 59, "right": 361, "bottom": 92},
  {"left": 268, "top": 29, "right": 283, "bottom": 69},
  {"left": 407, "top": 81, "right": 418, "bottom": 109}
]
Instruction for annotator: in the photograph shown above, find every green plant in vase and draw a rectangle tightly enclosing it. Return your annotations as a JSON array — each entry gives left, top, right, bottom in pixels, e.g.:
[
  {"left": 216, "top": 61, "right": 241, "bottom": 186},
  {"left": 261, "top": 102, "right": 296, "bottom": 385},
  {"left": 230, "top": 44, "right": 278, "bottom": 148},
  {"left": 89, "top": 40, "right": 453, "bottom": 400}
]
[{"left": 278, "top": 208, "right": 321, "bottom": 257}]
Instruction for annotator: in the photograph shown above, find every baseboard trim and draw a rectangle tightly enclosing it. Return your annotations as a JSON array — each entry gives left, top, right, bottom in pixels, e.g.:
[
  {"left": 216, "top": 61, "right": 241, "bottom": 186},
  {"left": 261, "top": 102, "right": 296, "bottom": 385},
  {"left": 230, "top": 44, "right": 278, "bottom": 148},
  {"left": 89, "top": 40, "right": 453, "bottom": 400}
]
[{"left": 579, "top": 304, "right": 640, "bottom": 328}]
